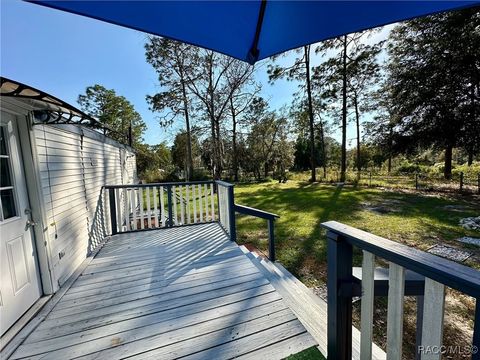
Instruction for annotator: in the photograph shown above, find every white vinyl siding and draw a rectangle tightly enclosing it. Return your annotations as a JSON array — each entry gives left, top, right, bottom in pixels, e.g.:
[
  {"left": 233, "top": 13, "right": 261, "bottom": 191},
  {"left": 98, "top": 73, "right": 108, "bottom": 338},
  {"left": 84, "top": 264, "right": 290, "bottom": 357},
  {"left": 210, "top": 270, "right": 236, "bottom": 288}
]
[{"left": 33, "top": 124, "right": 136, "bottom": 287}]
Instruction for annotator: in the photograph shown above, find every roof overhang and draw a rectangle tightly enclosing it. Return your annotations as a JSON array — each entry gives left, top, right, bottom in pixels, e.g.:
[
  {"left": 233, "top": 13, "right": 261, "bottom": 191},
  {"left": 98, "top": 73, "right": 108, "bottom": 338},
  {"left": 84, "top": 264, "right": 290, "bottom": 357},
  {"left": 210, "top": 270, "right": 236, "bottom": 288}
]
[{"left": 0, "top": 77, "right": 103, "bottom": 129}]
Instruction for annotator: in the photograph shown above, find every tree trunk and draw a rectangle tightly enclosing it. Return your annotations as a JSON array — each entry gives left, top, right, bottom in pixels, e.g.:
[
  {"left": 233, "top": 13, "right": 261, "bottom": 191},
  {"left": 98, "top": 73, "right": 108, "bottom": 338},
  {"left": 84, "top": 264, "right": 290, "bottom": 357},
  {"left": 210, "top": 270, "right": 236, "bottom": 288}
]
[
  {"left": 304, "top": 45, "right": 316, "bottom": 182},
  {"left": 468, "top": 149, "right": 473, "bottom": 166},
  {"left": 340, "top": 35, "right": 348, "bottom": 183},
  {"left": 467, "top": 82, "right": 476, "bottom": 167},
  {"left": 319, "top": 120, "right": 327, "bottom": 178},
  {"left": 354, "top": 92, "right": 361, "bottom": 178},
  {"left": 128, "top": 120, "right": 132, "bottom": 147},
  {"left": 207, "top": 55, "right": 221, "bottom": 181},
  {"left": 230, "top": 97, "right": 239, "bottom": 182},
  {"left": 444, "top": 145, "right": 453, "bottom": 180},
  {"left": 209, "top": 115, "right": 217, "bottom": 180},
  {"left": 214, "top": 117, "right": 223, "bottom": 180},
  {"left": 121, "top": 118, "right": 125, "bottom": 143},
  {"left": 388, "top": 127, "right": 393, "bottom": 173},
  {"left": 180, "top": 78, "right": 193, "bottom": 181}
]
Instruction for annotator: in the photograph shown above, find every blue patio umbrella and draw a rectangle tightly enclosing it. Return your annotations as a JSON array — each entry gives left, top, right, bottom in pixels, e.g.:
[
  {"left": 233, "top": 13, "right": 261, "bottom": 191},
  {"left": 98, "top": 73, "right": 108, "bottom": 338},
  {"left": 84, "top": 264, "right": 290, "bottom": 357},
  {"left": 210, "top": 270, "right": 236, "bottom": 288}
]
[{"left": 29, "top": 1, "right": 479, "bottom": 64}]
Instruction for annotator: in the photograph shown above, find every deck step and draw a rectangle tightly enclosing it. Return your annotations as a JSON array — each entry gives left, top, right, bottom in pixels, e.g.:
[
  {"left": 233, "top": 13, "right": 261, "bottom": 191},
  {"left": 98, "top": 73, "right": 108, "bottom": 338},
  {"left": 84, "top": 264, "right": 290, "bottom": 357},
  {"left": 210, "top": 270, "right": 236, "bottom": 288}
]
[{"left": 239, "top": 246, "right": 387, "bottom": 360}]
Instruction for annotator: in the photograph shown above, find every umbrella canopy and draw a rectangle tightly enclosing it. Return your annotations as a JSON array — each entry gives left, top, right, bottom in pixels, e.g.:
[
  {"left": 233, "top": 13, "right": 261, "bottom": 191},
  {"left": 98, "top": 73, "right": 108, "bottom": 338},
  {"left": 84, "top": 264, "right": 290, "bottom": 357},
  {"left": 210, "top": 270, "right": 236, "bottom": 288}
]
[{"left": 29, "top": 1, "right": 479, "bottom": 64}]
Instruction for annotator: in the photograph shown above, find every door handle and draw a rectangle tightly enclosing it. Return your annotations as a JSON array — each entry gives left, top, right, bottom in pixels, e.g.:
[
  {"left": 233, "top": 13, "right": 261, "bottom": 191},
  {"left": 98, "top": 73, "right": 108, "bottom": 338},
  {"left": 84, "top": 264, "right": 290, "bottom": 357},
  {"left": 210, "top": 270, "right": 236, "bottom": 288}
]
[{"left": 25, "top": 219, "right": 37, "bottom": 230}]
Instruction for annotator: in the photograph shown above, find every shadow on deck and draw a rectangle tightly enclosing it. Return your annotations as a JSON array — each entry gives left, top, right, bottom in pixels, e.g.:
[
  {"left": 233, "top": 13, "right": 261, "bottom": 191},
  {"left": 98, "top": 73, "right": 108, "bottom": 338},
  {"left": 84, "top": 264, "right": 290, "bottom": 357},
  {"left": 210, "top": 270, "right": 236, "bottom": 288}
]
[{"left": 8, "top": 223, "right": 318, "bottom": 359}]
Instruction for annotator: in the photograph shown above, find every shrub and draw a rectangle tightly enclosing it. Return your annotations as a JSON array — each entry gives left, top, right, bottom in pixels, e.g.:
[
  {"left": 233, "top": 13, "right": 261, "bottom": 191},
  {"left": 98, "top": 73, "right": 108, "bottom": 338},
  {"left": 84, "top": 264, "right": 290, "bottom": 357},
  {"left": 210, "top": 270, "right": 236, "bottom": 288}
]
[
  {"left": 452, "top": 162, "right": 480, "bottom": 180},
  {"left": 139, "top": 169, "right": 163, "bottom": 183},
  {"left": 397, "top": 160, "right": 421, "bottom": 174},
  {"left": 190, "top": 168, "right": 211, "bottom": 181}
]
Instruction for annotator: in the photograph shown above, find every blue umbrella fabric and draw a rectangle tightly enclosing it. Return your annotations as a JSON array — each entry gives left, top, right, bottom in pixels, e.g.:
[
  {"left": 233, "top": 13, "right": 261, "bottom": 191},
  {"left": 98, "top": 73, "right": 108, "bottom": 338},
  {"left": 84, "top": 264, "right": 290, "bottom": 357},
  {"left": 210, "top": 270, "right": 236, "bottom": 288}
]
[{"left": 29, "top": 1, "right": 479, "bottom": 64}]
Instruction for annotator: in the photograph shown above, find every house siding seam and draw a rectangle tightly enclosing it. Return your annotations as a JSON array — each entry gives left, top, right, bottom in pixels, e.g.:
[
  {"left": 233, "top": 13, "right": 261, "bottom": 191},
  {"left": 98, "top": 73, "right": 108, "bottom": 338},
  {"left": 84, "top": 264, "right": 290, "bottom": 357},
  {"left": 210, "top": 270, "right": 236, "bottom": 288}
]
[{"left": 33, "top": 124, "right": 136, "bottom": 287}]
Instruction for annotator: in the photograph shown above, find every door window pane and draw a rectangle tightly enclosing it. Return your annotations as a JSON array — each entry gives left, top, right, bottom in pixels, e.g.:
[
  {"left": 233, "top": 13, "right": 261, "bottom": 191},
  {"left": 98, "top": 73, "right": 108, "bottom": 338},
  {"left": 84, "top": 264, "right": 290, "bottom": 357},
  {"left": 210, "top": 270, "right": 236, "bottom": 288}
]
[
  {"left": 1, "top": 189, "right": 17, "bottom": 220},
  {"left": 0, "top": 158, "right": 13, "bottom": 187},
  {"left": 0, "top": 127, "right": 7, "bottom": 155},
  {"left": 0, "top": 125, "right": 18, "bottom": 220}
]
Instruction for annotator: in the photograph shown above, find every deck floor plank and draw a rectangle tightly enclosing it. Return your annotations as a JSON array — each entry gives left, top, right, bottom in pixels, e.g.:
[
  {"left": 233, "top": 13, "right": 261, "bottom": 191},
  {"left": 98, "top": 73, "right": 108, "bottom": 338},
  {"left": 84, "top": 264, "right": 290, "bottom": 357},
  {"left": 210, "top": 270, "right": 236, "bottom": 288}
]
[
  {"left": 14, "top": 295, "right": 287, "bottom": 359},
  {"left": 11, "top": 223, "right": 317, "bottom": 359},
  {"left": 19, "top": 285, "right": 280, "bottom": 353},
  {"left": 62, "top": 260, "right": 256, "bottom": 301},
  {"left": 49, "top": 272, "right": 265, "bottom": 319},
  {"left": 54, "top": 268, "right": 262, "bottom": 312},
  {"left": 29, "top": 277, "right": 272, "bottom": 339}
]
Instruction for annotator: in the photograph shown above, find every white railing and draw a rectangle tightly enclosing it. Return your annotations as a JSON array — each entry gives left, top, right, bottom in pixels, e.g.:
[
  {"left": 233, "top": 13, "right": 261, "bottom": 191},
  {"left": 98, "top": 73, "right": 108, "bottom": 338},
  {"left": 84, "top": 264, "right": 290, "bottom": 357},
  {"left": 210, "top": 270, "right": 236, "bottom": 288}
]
[{"left": 105, "top": 181, "right": 219, "bottom": 234}]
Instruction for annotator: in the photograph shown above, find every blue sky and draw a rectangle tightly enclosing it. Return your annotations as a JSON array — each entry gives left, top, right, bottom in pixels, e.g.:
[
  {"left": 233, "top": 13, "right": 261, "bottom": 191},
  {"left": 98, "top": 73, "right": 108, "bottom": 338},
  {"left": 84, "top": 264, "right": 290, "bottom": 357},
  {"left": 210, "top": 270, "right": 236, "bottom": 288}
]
[{"left": 1, "top": 0, "right": 389, "bottom": 146}]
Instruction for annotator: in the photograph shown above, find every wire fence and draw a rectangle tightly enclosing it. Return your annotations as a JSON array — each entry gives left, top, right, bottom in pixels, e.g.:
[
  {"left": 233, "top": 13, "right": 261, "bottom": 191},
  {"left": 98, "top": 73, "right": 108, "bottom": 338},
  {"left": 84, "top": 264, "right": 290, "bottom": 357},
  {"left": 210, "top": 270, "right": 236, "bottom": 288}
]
[
  {"left": 346, "top": 171, "right": 480, "bottom": 194},
  {"left": 221, "top": 168, "right": 480, "bottom": 195}
]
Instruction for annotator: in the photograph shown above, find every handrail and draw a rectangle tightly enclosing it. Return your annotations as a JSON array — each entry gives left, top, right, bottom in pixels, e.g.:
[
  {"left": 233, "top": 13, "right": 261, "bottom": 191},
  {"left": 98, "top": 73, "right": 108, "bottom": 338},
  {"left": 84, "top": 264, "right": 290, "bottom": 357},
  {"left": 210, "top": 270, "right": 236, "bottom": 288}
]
[
  {"left": 215, "top": 180, "right": 234, "bottom": 187},
  {"left": 104, "top": 180, "right": 235, "bottom": 190},
  {"left": 234, "top": 204, "right": 279, "bottom": 220},
  {"left": 104, "top": 180, "right": 214, "bottom": 189},
  {"left": 235, "top": 203, "right": 279, "bottom": 261},
  {"left": 105, "top": 181, "right": 218, "bottom": 234},
  {"left": 321, "top": 220, "right": 480, "bottom": 360},
  {"left": 322, "top": 221, "right": 480, "bottom": 297}
]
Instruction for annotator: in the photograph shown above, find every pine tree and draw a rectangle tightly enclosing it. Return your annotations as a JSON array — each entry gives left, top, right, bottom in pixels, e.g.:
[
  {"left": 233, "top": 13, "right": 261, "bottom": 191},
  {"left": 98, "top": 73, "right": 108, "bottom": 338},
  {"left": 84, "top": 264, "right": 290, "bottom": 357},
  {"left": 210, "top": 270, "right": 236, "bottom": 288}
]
[{"left": 387, "top": 8, "right": 480, "bottom": 178}]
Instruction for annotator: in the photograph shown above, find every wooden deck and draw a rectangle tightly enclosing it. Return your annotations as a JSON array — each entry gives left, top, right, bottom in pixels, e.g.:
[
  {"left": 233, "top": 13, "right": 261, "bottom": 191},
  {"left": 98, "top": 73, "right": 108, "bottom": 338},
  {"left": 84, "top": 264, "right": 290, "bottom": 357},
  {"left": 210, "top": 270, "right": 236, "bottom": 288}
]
[{"left": 9, "top": 223, "right": 317, "bottom": 359}]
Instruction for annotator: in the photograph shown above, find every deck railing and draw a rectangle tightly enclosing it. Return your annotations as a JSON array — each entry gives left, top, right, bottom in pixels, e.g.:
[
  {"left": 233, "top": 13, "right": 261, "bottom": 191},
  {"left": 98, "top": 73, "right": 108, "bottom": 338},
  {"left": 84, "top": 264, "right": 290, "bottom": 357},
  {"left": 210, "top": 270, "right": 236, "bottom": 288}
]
[
  {"left": 216, "top": 180, "right": 236, "bottom": 241},
  {"left": 234, "top": 204, "right": 279, "bottom": 261},
  {"left": 104, "top": 180, "right": 279, "bottom": 258},
  {"left": 322, "top": 221, "right": 480, "bottom": 360},
  {"left": 105, "top": 181, "right": 221, "bottom": 235}
]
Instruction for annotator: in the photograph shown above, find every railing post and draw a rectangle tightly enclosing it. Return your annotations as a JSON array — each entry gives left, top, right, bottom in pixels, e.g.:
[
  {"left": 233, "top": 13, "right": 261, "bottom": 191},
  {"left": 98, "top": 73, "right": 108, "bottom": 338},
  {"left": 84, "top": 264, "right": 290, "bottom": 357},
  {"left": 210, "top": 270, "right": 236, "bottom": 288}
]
[
  {"left": 108, "top": 188, "right": 117, "bottom": 235},
  {"left": 460, "top": 172, "right": 464, "bottom": 192},
  {"left": 228, "top": 184, "right": 236, "bottom": 242},
  {"left": 167, "top": 185, "right": 173, "bottom": 227},
  {"left": 473, "top": 300, "right": 480, "bottom": 360},
  {"left": 268, "top": 218, "right": 275, "bottom": 262},
  {"left": 327, "top": 230, "right": 353, "bottom": 360},
  {"left": 415, "top": 295, "right": 424, "bottom": 360}
]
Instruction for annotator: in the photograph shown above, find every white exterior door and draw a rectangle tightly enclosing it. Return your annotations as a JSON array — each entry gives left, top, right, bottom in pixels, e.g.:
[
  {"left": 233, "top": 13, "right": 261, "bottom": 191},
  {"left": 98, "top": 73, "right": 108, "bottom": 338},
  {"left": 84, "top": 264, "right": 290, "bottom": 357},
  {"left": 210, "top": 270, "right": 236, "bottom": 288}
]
[{"left": 0, "top": 111, "right": 42, "bottom": 335}]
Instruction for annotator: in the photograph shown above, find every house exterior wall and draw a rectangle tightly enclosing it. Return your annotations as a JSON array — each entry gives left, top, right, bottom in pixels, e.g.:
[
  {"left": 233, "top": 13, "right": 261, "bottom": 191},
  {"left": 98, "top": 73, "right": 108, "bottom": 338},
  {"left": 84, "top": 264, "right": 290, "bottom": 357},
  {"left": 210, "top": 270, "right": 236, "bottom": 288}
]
[{"left": 33, "top": 124, "right": 136, "bottom": 287}]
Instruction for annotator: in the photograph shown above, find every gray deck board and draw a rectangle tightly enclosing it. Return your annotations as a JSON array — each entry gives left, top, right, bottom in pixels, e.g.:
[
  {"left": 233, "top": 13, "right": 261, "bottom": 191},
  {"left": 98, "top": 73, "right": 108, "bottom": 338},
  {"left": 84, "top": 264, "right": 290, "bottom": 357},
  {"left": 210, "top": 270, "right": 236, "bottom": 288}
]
[{"left": 10, "top": 223, "right": 317, "bottom": 359}]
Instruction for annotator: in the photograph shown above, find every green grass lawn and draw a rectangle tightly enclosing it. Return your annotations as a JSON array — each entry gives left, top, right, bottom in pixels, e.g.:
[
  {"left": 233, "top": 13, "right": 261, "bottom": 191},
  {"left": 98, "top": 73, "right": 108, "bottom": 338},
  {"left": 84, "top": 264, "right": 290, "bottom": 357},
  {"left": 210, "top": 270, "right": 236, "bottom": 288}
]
[
  {"left": 287, "top": 347, "right": 325, "bottom": 360},
  {"left": 234, "top": 180, "right": 479, "bottom": 359},
  {"left": 234, "top": 180, "right": 480, "bottom": 286}
]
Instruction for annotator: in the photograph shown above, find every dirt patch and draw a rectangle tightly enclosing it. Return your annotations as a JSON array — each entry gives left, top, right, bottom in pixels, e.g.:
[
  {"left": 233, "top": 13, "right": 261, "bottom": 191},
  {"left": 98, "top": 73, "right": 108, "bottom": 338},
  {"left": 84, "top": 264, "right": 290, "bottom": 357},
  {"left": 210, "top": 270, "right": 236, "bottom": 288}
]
[
  {"left": 442, "top": 204, "right": 473, "bottom": 212},
  {"left": 378, "top": 187, "right": 480, "bottom": 204},
  {"left": 312, "top": 284, "right": 328, "bottom": 301},
  {"left": 442, "top": 289, "right": 476, "bottom": 359},
  {"left": 242, "top": 242, "right": 268, "bottom": 259},
  {"left": 361, "top": 199, "right": 404, "bottom": 214}
]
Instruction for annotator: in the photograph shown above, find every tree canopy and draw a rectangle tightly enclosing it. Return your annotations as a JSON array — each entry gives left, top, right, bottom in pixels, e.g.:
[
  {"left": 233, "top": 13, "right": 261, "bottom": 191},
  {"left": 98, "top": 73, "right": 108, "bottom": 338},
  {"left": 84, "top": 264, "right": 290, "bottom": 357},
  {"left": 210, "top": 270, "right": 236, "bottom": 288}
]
[
  {"left": 383, "top": 8, "right": 480, "bottom": 178},
  {"left": 78, "top": 84, "right": 146, "bottom": 146},
  {"left": 132, "top": 7, "right": 480, "bottom": 183}
]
